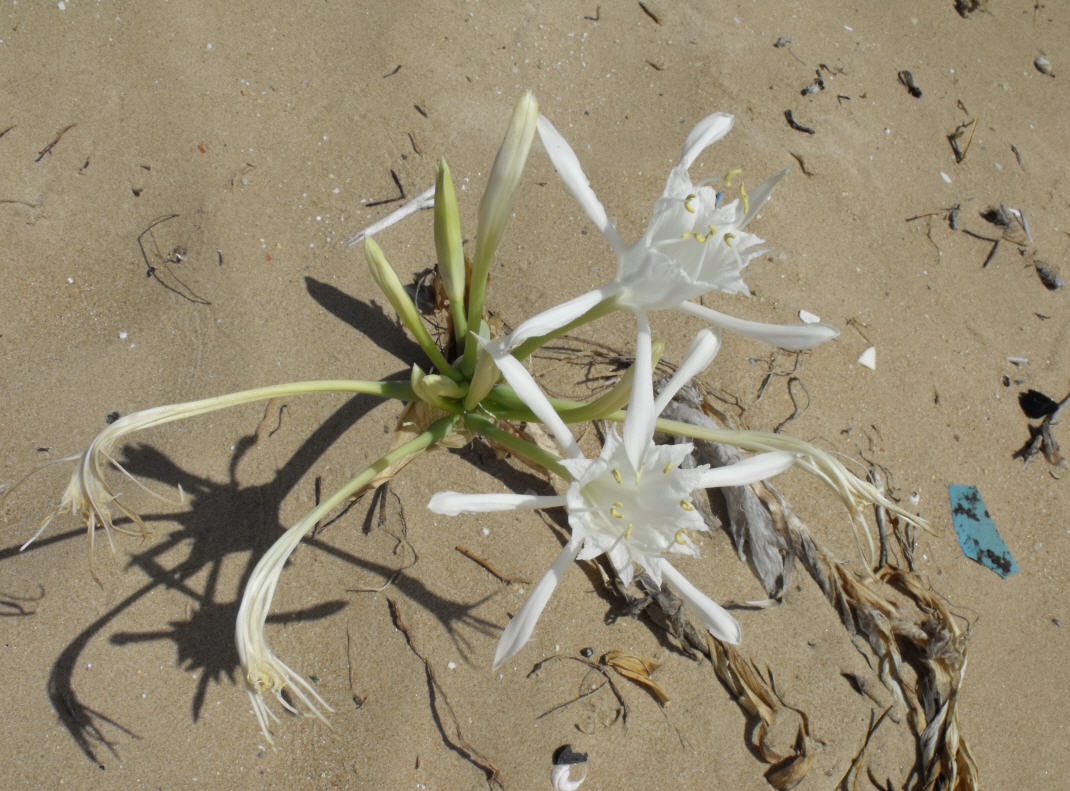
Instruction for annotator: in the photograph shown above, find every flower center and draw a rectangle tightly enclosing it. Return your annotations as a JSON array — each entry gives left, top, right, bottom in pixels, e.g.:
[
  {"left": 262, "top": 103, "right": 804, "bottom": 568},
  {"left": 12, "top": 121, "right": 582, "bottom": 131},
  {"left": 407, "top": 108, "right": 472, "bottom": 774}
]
[{"left": 584, "top": 461, "right": 699, "bottom": 555}]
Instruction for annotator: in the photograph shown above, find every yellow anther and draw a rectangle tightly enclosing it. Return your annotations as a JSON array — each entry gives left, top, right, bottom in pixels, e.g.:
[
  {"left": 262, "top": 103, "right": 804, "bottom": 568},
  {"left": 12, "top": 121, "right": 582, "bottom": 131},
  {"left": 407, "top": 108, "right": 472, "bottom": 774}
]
[
  {"left": 613, "top": 501, "right": 624, "bottom": 509},
  {"left": 723, "top": 232, "right": 736, "bottom": 246},
  {"left": 612, "top": 468, "right": 623, "bottom": 485},
  {"left": 683, "top": 193, "right": 697, "bottom": 213},
  {"left": 663, "top": 461, "right": 674, "bottom": 474},
  {"left": 740, "top": 181, "right": 749, "bottom": 215},
  {"left": 724, "top": 168, "right": 742, "bottom": 187},
  {"left": 609, "top": 507, "right": 624, "bottom": 519},
  {"left": 625, "top": 524, "right": 634, "bottom": 539},
  {"left": 674, "top": 528, "right": 689, "bottom": 544},
  {"left": 680, "top": 500, "right": 695, "bottom": 511},
  {"left": 682, "top": 224, "right": 717, "bottom": 244}
]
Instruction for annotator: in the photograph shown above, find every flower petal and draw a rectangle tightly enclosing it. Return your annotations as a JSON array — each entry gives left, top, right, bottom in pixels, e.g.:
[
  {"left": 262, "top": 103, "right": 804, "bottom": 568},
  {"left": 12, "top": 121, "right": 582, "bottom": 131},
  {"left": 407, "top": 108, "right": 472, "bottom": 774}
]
[
  {"left": 678, "top": 301, "right": 839, "bottom": 350},
  {"left": 741, "top": 167, "right": 790, "bottom": 228},
  {"left": 537, "top": 114, "right": 625, "bottom": 253},
  {"left": 695, "top": 450, "right": 794, "bottom": 489},
  {"left": 622, "top": 312, "right": 655, "bottom": 470},
  {"left": 653, "top": 329, "right": 720, "bottom": 415},
  {"left": 505, "top": 283, "right": 622, "bottom": 351},
  {"left": 476, "top": 335, "right": 583, "bottom": 459},
  {"left": 678, "top": 113, "right": 734, "bottom": 171},
  {"left": 494, "top": 539, "right": 582, "bottom": 668},
  {"left": 659, "top": 560, "right": 742, "bottom": 644},
  {"left": 428, "top": 491, "right": 566, "bottom": 516}
]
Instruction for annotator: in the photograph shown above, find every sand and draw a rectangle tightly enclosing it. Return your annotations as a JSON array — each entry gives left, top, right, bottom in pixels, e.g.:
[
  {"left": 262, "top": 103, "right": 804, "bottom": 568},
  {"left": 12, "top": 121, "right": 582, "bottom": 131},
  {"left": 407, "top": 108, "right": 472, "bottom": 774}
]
[{"left": 1, "top": 1, "right": 1068, "bottom": 789}]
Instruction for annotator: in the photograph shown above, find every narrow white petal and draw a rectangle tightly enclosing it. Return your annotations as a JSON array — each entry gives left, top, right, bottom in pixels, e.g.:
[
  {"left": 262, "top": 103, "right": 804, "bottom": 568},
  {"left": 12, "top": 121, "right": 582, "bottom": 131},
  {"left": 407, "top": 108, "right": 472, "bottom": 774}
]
[
  {"left": 679, "top": 301, "right": 839, "bottom": 350},
  {"left": 653, "top": 329, "right": 720, "bottom": 415},
  {"left": 740, "top": 168, "right": 790, "bottom": 228},
  {"left": 343, "top": 186, "right": 435, "bottom": 247},
  {"left": 659, "top": 560, "right": 741, "bottom": 643},
  {"left": 494, "top": 540, "right": 582, "bottom": 668},
  {"left": 477, "top": 335, "right": 582, "bottom": 459},
  {"left": 428, "top": 491, "right": 566, "bottom": 516},
  {"left": 622, "top": 313, "right": 655, "bottom": 470},
  {"left": 678, "top": 113, "right": 734, "bottom": 171},
  {"left": 695, "top": 450, "right": 794, "bottom": 489},
  {"left": 536, "top": 114, "right": 625, "bottom": 252},
  {"left": 505, "top": 283, "right": 622, "bottom": 350}
]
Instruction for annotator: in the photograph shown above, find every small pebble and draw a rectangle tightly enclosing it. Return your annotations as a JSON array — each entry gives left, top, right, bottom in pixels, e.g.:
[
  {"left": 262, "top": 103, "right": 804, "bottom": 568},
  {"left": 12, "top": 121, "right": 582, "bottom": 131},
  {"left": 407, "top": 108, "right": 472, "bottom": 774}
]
[{"left": 1034, "top": 55, "right": 1053, "bottom": 76}]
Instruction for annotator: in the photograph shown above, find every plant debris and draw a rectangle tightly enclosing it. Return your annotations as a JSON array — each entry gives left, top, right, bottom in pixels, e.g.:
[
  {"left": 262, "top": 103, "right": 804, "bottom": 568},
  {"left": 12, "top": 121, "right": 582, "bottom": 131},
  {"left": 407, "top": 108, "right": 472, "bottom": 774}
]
[
  {"left": 387, "top": 598, "right": 502, "bottom": 788},
  {"left": 602, "top": 650, "right": 669, "bottom": 705},
  {"left": 606, "top": 387, "right": 980, "bottom": 790},
  {"left": 1014, "top": 388, "right": 1070, "bottom": 468}
]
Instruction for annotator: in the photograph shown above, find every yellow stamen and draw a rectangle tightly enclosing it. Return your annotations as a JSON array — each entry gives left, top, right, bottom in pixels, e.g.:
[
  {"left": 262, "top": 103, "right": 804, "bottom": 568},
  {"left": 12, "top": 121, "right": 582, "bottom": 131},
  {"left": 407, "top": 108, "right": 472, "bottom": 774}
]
[
  {"left": 682, "top": 224, "right": 717, "bottom": 244},
  {"left": 663, "top": 461, "right": 674, "bottom": 474},
  {"left": 674, "top": 528, "right": 689, "bottom": 544},
  {"left": 624, "top": 524, "right": 634, "bottom": 539},
  {"left": 724, "top": 168, "right": 742, "bottom": 187},
  {"left": 612, "top": 468, "right": 623, "bottom": 485},
  {"left": 740, "top": 181, "right": 749, "bottom": 215},
  {"left": 609, "top": 507, "right": 624, "bottom": 519},
  {"left": 683, "top": 193, "right": 697, "bottom": 213},
  {"left": 680, "top": 500, "right": 694, "bottom": 511},
  {"left": 723, "top": 232, "right": 736, "bottom": 246}
]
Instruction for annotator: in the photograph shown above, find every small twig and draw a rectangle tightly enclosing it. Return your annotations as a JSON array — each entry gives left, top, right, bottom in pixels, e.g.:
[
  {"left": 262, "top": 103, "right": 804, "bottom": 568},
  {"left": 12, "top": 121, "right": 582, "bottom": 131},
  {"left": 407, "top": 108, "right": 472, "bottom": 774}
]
[
  {"left": 773, "top": 376, "right": 810, "bottom": 433},
  {"left": 784, "top": 110, "right": 815, "bottom": 135},
  {"left": 789, "top": 151, "right": 814, "bottom": 176},
  {"left": 345, "top": 627, "right": 365, "bottom": 709},
  {"left": 35, "top": 123, "right": 76, "bottom": 162},
  {"left": 366, "top": 169, "right": 406, "bottom": 208},
  {"left": 528, "top": 654, "right": 629, "bottom": 726},
  {"left": 388, "top": 599, "right": 502, "bottom": 788},
  {"left": 638, "top": 1, "right": 660, "bottom": 24},
  {"left": 455, "top": 546, "right": 529, "bottom": 585}
]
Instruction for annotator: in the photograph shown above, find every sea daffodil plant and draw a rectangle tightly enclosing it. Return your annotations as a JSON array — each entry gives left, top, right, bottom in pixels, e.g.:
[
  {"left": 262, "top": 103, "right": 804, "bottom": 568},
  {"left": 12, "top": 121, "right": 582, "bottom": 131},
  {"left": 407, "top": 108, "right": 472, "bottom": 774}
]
[{"left": 16, "top": 92, "right": 923, "bottom": 741}]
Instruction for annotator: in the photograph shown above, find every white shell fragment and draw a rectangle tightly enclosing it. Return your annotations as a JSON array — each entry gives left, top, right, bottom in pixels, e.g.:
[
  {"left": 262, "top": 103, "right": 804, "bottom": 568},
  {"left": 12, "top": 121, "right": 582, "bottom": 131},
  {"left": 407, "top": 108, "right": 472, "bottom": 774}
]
[
  {"left": 552, "top": 745, "right": 589, "bottom": 791},
  {"left": 857, "top": 346, "right": 876, "bottom": 370},
  {"left": 1034, "top": 55, "right": 1053, "bottom": 76},
  {"left": 798, "top": 309, "right": 821, "bottom": 324},
  {"left": 1006, "top": 356, "right": 1028, "bottom": 366}
]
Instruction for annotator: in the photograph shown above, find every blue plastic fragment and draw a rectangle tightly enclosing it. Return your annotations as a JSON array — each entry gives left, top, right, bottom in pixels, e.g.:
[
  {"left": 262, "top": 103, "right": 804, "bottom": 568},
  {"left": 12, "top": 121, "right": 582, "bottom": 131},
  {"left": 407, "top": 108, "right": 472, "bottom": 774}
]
[{"left": 948, "top": 484, "right": 1018, "bottom": 578}]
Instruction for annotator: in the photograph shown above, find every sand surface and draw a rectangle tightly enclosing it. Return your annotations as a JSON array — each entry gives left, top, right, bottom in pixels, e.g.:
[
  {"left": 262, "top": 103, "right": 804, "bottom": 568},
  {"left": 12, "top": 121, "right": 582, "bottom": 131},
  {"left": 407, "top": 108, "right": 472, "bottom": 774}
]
[{"left": 2, "top": 2, "right": 1068, "bottom": 789}]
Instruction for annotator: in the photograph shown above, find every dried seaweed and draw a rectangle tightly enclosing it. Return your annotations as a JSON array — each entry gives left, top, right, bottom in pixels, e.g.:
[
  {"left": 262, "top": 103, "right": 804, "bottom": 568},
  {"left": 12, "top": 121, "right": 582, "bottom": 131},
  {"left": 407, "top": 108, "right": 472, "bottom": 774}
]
[
  {"left": 756, "top": 478, "right": 978, "bottom": 790},
  {"left": 709, "top": 640, "right": 814, "bottom": 790},
  {"left": 611, "top": 387, "right": 980, "bottom": 790}
]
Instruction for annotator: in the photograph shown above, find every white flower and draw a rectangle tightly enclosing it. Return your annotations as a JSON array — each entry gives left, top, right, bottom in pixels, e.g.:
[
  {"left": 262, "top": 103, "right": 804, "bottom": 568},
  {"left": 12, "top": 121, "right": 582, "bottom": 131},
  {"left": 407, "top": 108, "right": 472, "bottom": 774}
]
[
  {"left": 505, "top": 112, "right": 839, "bottom": 352},
  {"left": 428, "top": 330, "right": 795, "bottom": 667}
]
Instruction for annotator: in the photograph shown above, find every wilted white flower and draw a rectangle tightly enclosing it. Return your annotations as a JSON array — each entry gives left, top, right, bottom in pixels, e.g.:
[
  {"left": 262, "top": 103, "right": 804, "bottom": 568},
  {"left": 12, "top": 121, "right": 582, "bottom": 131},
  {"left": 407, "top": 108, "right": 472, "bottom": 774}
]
[{"left": 429, "top": 330, "right": 794, "bottom": 666}]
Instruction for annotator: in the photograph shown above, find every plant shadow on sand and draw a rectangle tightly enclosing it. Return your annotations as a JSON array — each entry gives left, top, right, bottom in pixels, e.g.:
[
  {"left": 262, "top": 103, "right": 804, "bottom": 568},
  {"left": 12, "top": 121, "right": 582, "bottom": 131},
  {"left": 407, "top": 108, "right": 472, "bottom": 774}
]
[{"left": 7, "top": 281, "right": 511, "bottom": 767}]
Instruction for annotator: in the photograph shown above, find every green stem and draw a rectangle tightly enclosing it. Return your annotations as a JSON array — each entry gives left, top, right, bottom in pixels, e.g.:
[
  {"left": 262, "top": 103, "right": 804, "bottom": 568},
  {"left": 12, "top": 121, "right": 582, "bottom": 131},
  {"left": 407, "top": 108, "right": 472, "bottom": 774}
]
[
  {"left": 463, "top": 413, "right": 570, "bottom": 480},
  {"left": 103, "top": 378, "right": 415, "bottom": 436}
]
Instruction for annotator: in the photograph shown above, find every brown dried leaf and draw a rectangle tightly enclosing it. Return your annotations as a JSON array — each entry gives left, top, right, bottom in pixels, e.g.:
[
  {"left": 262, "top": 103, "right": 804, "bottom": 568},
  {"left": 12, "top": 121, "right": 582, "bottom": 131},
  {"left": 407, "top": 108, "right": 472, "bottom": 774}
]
[{"left": 602, "top": 650, "right": 670, "bottom": 705}]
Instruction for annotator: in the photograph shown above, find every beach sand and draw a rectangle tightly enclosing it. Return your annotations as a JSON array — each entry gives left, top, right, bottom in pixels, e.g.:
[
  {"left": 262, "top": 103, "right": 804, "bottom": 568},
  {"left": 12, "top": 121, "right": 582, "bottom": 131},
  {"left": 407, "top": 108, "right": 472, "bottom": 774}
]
[{"left": 2, "top": 2, "right": 1067, "bottom": 788}]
